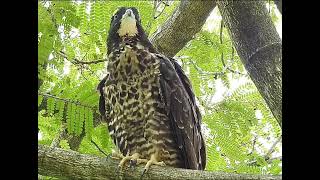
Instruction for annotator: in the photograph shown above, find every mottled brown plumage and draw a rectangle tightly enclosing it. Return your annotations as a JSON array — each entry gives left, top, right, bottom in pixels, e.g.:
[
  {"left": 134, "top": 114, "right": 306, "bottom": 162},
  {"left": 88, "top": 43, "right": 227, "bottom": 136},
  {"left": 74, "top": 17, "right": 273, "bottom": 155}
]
[{"left": 97, "top": 7, "right": 206, "bottom": 172}]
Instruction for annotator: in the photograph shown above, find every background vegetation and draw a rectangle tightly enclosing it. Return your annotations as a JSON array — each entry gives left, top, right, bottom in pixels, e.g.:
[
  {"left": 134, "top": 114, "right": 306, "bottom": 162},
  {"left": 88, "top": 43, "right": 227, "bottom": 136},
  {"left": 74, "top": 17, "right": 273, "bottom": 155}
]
[{"left": 38, "top": 1, "right": 282, "bottom": 178}]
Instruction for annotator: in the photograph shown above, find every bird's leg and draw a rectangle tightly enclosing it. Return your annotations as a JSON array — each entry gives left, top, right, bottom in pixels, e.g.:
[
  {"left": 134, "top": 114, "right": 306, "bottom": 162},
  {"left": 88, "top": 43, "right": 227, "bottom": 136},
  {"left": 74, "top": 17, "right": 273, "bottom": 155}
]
[{"left": 141, "top": 154, "right": 166, "bottom": 178}]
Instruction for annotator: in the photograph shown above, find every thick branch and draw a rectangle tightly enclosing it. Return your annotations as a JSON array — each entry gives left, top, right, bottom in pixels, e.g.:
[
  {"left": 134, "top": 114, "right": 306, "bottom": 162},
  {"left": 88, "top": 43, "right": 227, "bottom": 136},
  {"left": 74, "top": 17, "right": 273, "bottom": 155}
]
[
  {"left": 217, "top": 1, "right": 282, "bottom": 127},
  {"left": 150, "top": 0, "right": 216, "bottom": 57},
  {"left": 39, "top": 145, "right": 282, "bottom": 180}
]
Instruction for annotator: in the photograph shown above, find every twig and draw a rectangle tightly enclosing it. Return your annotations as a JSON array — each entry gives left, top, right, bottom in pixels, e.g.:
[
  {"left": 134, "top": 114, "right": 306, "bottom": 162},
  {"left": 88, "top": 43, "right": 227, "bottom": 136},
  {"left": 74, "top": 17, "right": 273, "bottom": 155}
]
[
  {"left": 38, "top": 92, "right": 95, "bottom": 109},
  {"left": 247, "top": 135, "right": 282, "bottom": 165},
  {"left": 56, "top": 51, "right": 107, "bottom": 65},
  {"left": 55, "top": 50, "right": 101, "bottom": 79},
  {"left": 267, "top": 156, "right": 282, "bottom": 163},
  {"left": 154, "top": 0, "right": 168, "bottom": 19},
  {"left": 187, "top": 59, "right": 225, "bottom": 78},
  {"left": 91, "top": 140, "right": 108, "bottom": 157},
  {"left": 221, "top": 50, "right": 247, "bottom": 76},
  {"left": 220, "top": 19, "right": 224, "bottom": 44},
  {"left": 231, "top": 47, "right": 234, "bottom": 62},
  {"left": 73, "top": 58, "right": 108, "bottom": 65},
  {"left": 248, "top": 135, "right": 258, "bottom": 155},
  {"left": 145, "top": 0, "right": 163, "bottom": 36},
  {"left": 219, "top": 19, "right": 246, "bottom": 76},
  {"left": 264, "top": 135, "right": 282, "bottom": 160},
  {"left": 46, "top": 3, "right": 58, "bottom": 30},
  {"left": 221, "top": 52, "right": 226, "bottom": 67},
  {"left": 162, "top": 0, "right": 170, "bottom": 6}
]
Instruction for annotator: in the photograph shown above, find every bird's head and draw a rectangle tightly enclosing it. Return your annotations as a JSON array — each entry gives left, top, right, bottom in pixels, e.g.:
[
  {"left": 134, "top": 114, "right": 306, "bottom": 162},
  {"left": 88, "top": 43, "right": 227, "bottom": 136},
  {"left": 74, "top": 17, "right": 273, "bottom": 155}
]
[
  {"left": 111, "top": 7, "right": 141, "bottom": 37},
  {"left": 107, "top": 7, "right": 154, "bottom": 54}
]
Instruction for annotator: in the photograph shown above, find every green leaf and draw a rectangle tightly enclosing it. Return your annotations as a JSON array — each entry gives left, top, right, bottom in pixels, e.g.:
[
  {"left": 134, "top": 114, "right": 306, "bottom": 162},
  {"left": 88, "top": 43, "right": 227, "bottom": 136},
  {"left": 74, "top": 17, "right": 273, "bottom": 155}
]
[
  {"left": 85, "top": 108, "right": 93, "bottom": 140},
  {"left": 38, "top": 95, "right": 43, "bottom": 107},
  {"left": 66, "top": 103, "right": 73, "bottom": 134},
  {"left": 59, "top": 139, "right": 71, "bottom": 150}
]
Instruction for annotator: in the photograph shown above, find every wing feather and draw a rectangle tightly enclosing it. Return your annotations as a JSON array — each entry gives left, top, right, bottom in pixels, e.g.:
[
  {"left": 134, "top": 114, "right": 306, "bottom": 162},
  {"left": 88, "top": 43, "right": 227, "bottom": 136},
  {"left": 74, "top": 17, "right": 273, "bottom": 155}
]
[
  {"left": 157, "top": 54, "right": 206, "bottom": 170},
  {"left": 97, "top": 74, "right": 116, "bottom": 145}
]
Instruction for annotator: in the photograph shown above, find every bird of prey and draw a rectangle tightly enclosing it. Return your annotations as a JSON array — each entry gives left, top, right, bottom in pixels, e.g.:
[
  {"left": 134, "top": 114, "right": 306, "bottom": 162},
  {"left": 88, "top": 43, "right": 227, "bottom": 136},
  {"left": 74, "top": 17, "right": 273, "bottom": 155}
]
[{"left": 97, "top": 7, "right": 206, "bottom": 173}]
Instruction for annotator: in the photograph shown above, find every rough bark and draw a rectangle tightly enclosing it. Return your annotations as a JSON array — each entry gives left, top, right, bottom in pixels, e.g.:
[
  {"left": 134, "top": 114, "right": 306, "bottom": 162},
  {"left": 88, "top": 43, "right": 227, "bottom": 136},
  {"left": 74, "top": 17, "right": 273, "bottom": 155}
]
[
  {"left": 217, "top": 1, "right": 282, "bottom": 127},
  {"left": 150, "top": 0, "right": 216, "bottom": 57},
  {"left": 39, "top": 144, "right": 282, "bottom": 180},
  {"left": 274, "top": 0, "right": 282, "bottom": 14}
]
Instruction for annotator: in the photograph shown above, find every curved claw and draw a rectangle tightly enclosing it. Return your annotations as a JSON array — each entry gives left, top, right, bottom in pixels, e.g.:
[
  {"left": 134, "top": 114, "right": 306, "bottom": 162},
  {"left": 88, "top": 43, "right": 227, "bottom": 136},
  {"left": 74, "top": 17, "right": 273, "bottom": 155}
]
[
  {"left": 118, "top": 153, "right": 141, "bottom": 169},
  {"left": 116, "top": 164, "right": 121, "bottom": 172},
  {"left": 140, "top": 154, "right": 166, "bottom": 178},
  {"left": 140, "top": 169, "right": 147, "bottom": 180}
]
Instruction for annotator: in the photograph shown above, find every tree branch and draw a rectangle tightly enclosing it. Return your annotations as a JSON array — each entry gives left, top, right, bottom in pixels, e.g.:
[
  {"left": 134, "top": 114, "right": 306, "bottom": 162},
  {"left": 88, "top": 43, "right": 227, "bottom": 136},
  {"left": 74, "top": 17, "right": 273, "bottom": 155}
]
[
  {"left": 38, "top": 92, "right": 95, "bottom": 109},
  {"left": 91, "top": 140, "right": 109, "bottom": 157},
  {"left": 73, "top": 58, "right": 108, "bottom": 65},
  {"left": 39, "top": 144, "right": 282, "bottom": 180},
  {"left": 56, "top": 50, "right": 108, "bottom": 65},
  {"left": 221, "top": 51, "right": 247, "bottom": 76},
  {"left": 267, "top": 156, "right": 282, "bottom": 163},
  {"left": 264, "top": 135, "right": 282, "bottom": 161},
  {"left": 150, "top": 0, "right": 216, "bottom": 57},
  {"left": 248, "top": 135, "right": 258, "bottom": 155},
  {"left": 187, "top": 59, "right": 224, "bottom": 78}
]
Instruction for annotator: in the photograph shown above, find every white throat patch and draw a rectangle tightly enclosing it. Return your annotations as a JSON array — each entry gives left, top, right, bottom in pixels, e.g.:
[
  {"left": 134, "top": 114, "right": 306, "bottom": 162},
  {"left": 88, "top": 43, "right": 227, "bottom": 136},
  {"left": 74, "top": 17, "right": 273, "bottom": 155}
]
[{"left": 118, "top": 12, "right": 138, "bottom": 37}]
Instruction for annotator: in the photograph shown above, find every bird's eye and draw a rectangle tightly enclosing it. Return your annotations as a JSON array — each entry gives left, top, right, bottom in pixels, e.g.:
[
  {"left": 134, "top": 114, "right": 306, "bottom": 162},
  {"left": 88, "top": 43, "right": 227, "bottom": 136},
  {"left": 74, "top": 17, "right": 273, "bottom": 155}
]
[{"left": 114, "top": 15, "right": 118, "bottom": 19}]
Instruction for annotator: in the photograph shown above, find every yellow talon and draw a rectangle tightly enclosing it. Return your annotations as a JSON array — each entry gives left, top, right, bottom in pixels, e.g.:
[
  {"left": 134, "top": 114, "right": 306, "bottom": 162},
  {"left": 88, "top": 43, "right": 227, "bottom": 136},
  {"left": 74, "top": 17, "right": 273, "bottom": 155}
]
[
  {"left": 118, "top": 153, "right": 141, "bottom": 168},
  {"left": 156, "top": 161, "right": 166, "bottom": 166},
  {"left": 143, "top": 154, "right": 166, "bottom": 173},
  {"left": 136, "top": 158, "right": 148, "bottom": 164},
  {"left": 111, "top": 149, "right": 124, "bottom": 160}
]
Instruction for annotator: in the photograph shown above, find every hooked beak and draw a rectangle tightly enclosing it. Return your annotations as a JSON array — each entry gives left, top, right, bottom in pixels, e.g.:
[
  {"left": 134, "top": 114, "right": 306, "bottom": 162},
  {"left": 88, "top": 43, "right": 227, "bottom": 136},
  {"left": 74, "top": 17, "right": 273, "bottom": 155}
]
[{"left": 125, "top": 9, "right": 133, "bottom": 17}]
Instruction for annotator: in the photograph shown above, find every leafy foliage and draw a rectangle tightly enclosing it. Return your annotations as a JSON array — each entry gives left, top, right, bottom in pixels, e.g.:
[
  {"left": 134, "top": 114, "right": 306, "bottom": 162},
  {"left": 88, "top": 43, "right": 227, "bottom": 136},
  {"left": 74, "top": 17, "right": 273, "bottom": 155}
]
[{"left": 38, "top": 1, "right": 281, "bottom": 177}]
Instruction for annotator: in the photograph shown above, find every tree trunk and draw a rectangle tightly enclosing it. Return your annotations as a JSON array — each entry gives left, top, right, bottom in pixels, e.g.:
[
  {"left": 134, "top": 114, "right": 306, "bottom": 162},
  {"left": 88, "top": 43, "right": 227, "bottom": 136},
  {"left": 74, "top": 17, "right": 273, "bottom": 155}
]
[
  {"left": 38, "top": 144, "right": 282, "bottom": 180},
  {"left": 150, "top": 0, "right": 216, "bottom": 57},
  {"left": 217, "top": 1, "right": 282, "bottom": 127}
]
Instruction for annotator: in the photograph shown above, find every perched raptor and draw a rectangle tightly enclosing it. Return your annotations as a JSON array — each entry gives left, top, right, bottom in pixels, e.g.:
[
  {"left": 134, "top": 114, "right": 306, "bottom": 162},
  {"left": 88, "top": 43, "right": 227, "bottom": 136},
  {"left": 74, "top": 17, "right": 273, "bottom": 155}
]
[{"left": 97, "top": 7, "right": 206, "bottom": 172}]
